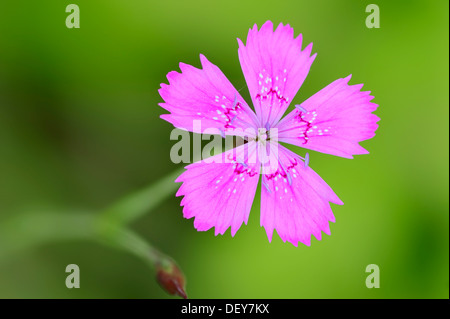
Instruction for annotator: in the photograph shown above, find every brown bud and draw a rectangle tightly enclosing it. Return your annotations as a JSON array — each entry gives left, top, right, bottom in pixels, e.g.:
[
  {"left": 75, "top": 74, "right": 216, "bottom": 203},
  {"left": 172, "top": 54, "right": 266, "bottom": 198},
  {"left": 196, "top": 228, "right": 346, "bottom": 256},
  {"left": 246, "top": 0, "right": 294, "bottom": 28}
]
[{"left": 156, "top": 262, "right": 187, "bottom": 299}]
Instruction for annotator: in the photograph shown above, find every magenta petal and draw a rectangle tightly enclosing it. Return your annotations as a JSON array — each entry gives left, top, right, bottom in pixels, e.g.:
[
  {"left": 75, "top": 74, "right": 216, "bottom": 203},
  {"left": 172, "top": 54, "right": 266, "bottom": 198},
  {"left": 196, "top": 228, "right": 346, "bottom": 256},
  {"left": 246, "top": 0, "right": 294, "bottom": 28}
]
[
  {"left": 160, "top": 21, "right": 380, "bottom": 247},
  {"left": 260, "top": 146, "right": 342, "bottom": 247},
  {"left": 277, "top": 75, "right": 380, "bottom": 158},
  {"left": 238, "top": 21, "right": 316, "bottom": 127},
  {"left": 159, "top": 54, "right": 258, "bottom": 136},
  {"left": 176, "top": 142, "right": 261, "bottom": 236}
]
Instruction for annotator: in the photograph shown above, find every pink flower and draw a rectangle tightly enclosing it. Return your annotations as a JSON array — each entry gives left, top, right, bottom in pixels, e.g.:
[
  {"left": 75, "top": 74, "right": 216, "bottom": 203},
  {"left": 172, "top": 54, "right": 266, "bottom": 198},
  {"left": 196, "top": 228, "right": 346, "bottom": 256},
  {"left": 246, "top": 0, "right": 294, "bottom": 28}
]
[{"left": 159, "top": 21, "right": 379, "bottom": 246}]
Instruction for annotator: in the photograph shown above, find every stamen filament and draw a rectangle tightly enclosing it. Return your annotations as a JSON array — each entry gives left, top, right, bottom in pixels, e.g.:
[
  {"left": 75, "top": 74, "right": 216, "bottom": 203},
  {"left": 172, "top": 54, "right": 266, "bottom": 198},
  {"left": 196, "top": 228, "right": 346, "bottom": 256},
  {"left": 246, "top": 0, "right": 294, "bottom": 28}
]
[{"left": 262, "top": 179, "right": 271, "bottom": 193}]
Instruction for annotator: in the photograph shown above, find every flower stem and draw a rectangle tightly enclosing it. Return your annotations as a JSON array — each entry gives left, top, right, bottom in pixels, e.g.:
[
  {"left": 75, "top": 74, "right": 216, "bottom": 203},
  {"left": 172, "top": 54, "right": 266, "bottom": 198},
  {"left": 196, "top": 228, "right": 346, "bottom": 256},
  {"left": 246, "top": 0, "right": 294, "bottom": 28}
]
[
  {"left": 0, "top": 169, "right": 187, "bottom": 298},
  {"left": 101, "top": 168, "right": 183, "bottom": 226}
]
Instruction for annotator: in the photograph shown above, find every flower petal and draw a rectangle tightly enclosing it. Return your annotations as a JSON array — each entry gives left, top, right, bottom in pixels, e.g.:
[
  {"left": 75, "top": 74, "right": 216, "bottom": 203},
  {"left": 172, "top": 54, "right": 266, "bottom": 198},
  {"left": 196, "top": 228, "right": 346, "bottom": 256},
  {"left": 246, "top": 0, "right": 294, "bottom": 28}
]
[
  {"left": 176, "top": 142, "right": 260, "bottom": 236},
  {"left": 277, "top": 75, "right": 380, "bottom": 158},
  {"left": 238, "top": 21, "right": 316, "bottom": 127},
  {"left": 260, "top": 145, "right": 343, "bottom": 247},
  {"left": 159, "top": 54, "right": 258, "bottom": 137}
]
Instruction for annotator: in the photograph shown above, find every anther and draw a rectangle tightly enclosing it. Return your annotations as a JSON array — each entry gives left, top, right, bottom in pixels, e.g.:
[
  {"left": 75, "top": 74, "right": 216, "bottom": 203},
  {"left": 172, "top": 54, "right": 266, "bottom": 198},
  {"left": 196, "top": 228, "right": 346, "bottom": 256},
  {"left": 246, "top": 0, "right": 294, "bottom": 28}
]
[
  {"left": 304, "top": 153, "right": 310, "bottom": 168},
  {"left": 237, "top": 158, "right": 248, "bottom": 167},
  {"left": 295, "top": 104, "right": 307, "bottom": 113},
  {"left": 286, "top": 171, "right": 292, "bottom": 186}
]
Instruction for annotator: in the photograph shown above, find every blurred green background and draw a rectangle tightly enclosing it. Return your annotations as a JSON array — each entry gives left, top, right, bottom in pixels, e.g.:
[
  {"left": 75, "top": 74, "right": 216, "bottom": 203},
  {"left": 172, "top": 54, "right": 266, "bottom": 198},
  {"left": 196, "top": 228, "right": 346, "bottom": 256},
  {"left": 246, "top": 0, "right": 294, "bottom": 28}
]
[{"left": 0, "top": 0, "right": 448, "bottom": 298}]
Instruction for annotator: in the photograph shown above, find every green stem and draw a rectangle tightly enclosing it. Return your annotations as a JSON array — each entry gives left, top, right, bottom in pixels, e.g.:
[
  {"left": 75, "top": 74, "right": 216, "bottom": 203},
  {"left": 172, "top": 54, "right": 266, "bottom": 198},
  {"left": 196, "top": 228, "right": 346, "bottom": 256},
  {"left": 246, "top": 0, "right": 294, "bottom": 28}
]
[
  {"left": 95, "top": 217, "right": 173, "bottom": 268},
  {"left": 0, "top": 211, "right": 174, "bottom": 268},
  {"left": 0, "top": 169, "right": 187, "bottom": 298},
  {"left": 101, "top": 168, "right": 183, "bottom": 226},
  {"left": 0, "top": 211, "right": 96, "bottom": 260}
]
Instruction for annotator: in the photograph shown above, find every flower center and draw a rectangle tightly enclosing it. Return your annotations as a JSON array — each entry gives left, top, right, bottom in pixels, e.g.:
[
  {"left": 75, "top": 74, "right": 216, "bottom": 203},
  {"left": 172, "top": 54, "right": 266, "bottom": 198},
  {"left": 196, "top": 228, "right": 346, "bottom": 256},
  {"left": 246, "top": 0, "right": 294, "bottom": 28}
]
[{"left": 256, "top": 128, "right": 269, "bottom": 142}]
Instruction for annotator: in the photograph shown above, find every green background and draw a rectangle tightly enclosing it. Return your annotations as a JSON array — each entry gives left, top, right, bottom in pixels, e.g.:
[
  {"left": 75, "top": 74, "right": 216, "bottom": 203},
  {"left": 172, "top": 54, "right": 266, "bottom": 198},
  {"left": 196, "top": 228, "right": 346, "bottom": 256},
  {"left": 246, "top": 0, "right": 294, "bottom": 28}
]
[{"left": 0, "top": 0, "right": 448, "bottom": 298}]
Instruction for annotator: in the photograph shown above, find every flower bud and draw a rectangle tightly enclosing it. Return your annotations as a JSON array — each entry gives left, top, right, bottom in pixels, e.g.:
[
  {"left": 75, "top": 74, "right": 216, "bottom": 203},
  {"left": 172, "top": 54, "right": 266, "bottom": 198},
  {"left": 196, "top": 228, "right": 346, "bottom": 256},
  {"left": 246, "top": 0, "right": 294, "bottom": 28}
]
[{"left": 156, "top": 262, "right": 187, "bottom": 299}]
